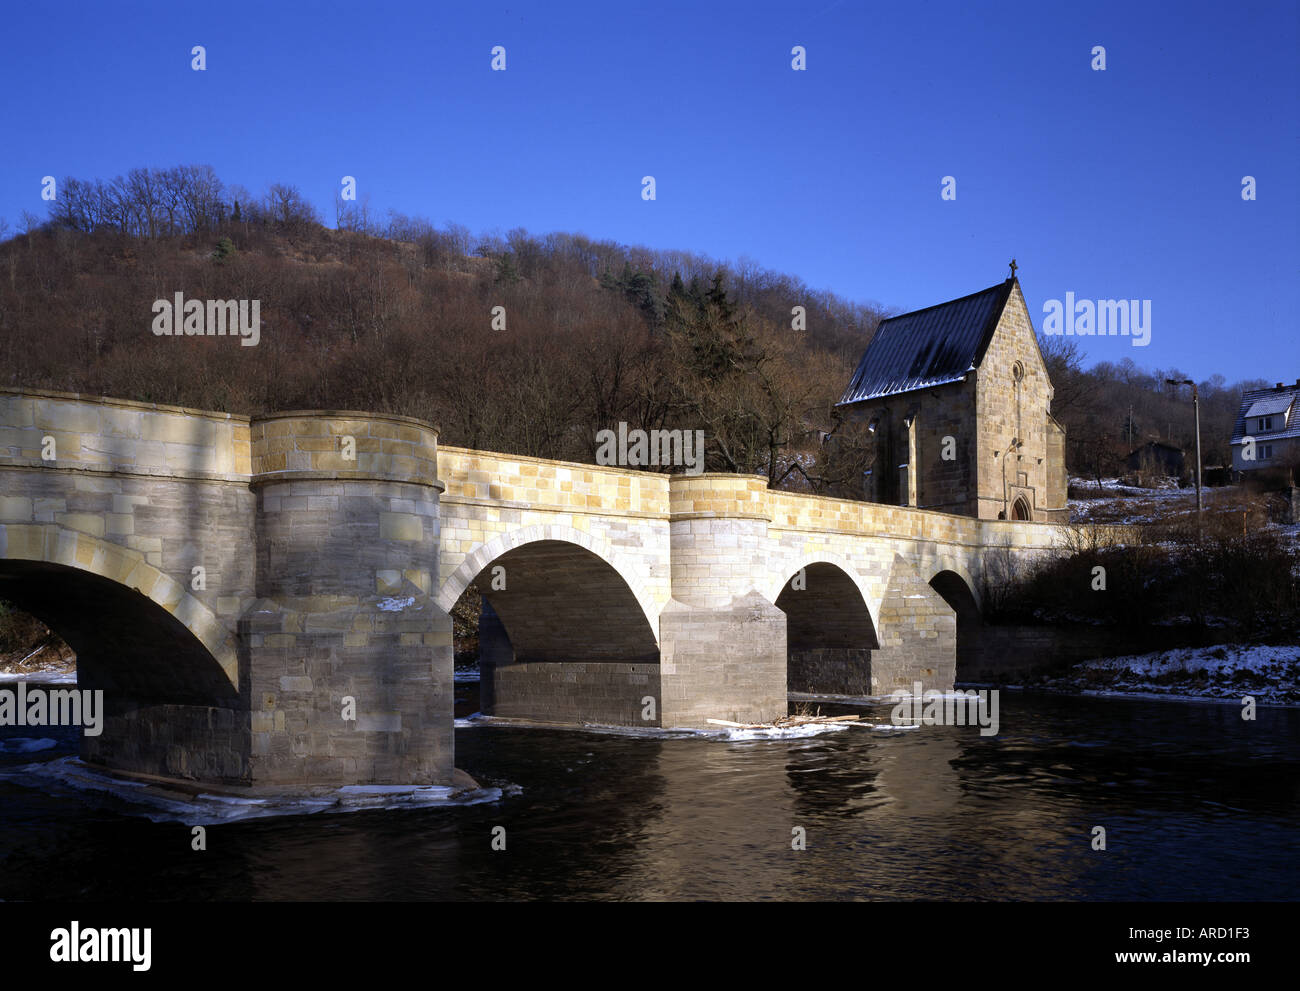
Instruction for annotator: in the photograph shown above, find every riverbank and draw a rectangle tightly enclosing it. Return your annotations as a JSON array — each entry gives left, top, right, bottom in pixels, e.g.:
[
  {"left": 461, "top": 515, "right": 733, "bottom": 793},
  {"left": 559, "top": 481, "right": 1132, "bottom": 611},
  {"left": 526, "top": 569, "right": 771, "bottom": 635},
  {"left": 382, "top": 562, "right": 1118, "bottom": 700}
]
[
  {"left": 1016, "top": 643, "right": 1300, "bottom": 705},
  {"left": 0, "top": 607, "right": 75, "bottom": 679}
]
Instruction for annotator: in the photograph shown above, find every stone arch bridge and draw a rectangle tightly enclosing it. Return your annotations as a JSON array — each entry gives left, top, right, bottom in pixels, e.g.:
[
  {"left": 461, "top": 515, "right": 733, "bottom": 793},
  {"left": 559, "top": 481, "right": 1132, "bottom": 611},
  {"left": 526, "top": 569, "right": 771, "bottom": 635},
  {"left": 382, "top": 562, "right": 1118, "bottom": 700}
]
[{"left": 0, "top": 389, "right": 1065, "bottom": 789}]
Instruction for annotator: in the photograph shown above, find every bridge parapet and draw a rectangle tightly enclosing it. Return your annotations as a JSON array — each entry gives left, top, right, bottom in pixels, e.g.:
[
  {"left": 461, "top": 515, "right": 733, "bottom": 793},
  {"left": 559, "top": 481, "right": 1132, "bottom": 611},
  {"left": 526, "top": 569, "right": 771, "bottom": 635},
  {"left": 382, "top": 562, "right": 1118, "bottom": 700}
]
[
  {"left": 765, "top": 488, "right": 985, "bottom": 544},
  {"left": 0, "top": 387, "right": 249, "bottom": 479},
  {"left": 250, "top": 410, "right": 440, "bottom": 487},
  {"left": 437, "top": 445, "right": 669, "bottom": 515},
  {"left": 667, "top": 473, "right": 771, "bottom": 520}
]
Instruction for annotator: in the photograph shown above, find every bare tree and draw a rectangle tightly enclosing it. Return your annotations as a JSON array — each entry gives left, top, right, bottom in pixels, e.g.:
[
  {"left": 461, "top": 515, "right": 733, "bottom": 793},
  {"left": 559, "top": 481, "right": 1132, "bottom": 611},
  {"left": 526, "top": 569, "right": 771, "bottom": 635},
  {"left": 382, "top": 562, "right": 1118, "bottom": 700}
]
[
  {"left": 177, "top": 165, "right": 225, "bottom": 232},
  {"left": 265, "top": 183, "right": 320, "bottom": 230}
]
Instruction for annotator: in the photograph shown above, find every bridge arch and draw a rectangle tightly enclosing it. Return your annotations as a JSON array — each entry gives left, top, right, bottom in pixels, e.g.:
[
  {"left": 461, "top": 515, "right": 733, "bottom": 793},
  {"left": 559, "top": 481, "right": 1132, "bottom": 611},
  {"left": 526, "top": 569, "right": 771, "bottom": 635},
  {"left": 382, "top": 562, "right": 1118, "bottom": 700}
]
[
  {"left": 926, "top": 563, "right": 982, "bottom": 614},
  {"left": 0, "top": 526, "right": 249, "bottom": 782},
  {"left": 772, "top": 557, "right": 879, "bottom": 696},
  {"left": 928, "top": 567, "right": 984, "bottom": 682},
  {"left": 437, "top": 522, "right": 660, "bottom": 641},
  {"left": 0, "top": 524, "right": 239, "bottom": 685},
  {"left": 764, "top": 551, "right": 877, "bottom": 629},
  {"left": 774, "top": 561, "right": 878, "bottom": 649},
  {"left": 445, "top": 526, "right": 662, "bottom": 724}
]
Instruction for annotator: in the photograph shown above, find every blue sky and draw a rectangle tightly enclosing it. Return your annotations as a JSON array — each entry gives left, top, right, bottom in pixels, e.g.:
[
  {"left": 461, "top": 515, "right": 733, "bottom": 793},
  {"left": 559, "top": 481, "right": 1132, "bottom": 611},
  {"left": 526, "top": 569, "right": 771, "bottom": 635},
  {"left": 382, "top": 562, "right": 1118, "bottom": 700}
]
[{"left": 1, "top": 0, "right": 1295, "bottom": 383}]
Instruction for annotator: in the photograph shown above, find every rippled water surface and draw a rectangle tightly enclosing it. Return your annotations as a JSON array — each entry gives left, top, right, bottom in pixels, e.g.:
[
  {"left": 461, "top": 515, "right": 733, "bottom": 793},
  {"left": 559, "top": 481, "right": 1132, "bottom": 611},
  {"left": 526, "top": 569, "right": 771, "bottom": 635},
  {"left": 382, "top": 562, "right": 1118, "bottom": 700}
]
[{"left": 1, "top": 681, "right": 1297, "bottom": 900}]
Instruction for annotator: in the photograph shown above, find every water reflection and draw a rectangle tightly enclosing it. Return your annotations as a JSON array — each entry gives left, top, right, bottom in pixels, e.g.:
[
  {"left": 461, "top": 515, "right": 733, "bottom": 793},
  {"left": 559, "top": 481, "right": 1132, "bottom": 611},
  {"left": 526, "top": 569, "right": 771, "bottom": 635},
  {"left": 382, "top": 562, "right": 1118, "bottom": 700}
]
[{"left": 1, "top": 684, "right": 1297, "bottom": 901}]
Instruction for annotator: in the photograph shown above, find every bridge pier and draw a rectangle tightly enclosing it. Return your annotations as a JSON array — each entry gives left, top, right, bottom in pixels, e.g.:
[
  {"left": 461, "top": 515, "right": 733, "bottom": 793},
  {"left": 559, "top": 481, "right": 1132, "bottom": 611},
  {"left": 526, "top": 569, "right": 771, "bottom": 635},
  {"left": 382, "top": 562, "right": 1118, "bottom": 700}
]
[
  {"left": 241, "top": 412, "right": 453, "bottom": 787},
  {"left": 658, "top": 591, "right": 787, "bottom": 726},
  {"left": 659, "top": 477, "right": 788, "bottom": 727},
  {"left": 475, "top": 598, "right": 511, "bottom": 716},
  {"left": 869, "top": 554, "right": 957, "bottom": 695}
]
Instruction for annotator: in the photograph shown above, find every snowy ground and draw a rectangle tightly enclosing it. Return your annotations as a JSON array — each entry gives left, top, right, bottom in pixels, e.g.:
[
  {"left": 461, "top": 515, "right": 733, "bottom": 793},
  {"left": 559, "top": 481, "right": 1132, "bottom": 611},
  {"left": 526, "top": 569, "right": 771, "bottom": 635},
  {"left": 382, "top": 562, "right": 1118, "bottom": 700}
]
[
  {"left": 1030, "top": 644, "right": 1300, "bottom": 704},
  {"left": 1067, "top": 477, "right": 1300, "bottom": 549},
  {"left": 1068, "top": 476, "right": 1196, "bottom": 525}
]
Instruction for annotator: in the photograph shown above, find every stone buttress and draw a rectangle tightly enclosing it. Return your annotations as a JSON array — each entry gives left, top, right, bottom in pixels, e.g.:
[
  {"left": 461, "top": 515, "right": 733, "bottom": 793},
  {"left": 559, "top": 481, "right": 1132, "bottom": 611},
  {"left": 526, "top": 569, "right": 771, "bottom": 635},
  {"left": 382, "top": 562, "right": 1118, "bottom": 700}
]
[{"left": 241, "top": 411, "right": 454, "bottom": 786}]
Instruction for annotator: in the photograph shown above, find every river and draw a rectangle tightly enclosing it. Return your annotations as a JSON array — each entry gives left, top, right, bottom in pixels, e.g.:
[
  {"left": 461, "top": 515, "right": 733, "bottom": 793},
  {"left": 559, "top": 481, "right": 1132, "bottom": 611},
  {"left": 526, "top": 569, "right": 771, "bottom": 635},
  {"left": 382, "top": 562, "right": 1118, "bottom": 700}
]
[{"left": 0, "top": 676, "right": 1296, "bottom": 901}]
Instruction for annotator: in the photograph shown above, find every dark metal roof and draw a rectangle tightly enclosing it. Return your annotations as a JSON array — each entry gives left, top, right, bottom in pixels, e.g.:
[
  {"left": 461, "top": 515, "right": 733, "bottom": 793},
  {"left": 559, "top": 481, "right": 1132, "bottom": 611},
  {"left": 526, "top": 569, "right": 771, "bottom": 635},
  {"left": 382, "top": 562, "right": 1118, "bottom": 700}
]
[
  {"left": 837, "top": 279, "right": 1015, "bottom": 405},
  {"left": 1231, "top": 384, "right": 1300, "bottom": 443},
  {"left": 1244, "top": 394, "right": 1295, "bottom": 419}
]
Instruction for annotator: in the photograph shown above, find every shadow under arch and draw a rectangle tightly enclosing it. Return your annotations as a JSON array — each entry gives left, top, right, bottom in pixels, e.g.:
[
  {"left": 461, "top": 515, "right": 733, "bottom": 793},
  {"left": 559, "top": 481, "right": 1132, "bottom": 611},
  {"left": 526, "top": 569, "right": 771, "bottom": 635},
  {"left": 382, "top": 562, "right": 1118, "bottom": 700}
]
[
  {"left": 437, "top": 523, "right": 659, "bottom": 642},
  {"left": 0, "top": 526, "right": 239, "bottom": 685},
  {"left": 451, "top": 538, "right": 661, "bottom": 725},
  {"left": 774, "top": 561, "right": 879, "bottom": 696},
  {"left": 0, "top": 557, "right": 248, "bottom": 782},
  {"left": 928, "top": 568, "right": 984, "bottom": 682}
]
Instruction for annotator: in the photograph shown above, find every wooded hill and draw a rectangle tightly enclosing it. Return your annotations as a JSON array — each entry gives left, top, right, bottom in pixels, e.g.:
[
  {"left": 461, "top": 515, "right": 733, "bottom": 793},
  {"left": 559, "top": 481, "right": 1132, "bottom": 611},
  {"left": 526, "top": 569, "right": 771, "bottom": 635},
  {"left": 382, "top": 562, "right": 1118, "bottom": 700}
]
[{"left": 0, "top": 165, "right": 1266, "bottom": 495}]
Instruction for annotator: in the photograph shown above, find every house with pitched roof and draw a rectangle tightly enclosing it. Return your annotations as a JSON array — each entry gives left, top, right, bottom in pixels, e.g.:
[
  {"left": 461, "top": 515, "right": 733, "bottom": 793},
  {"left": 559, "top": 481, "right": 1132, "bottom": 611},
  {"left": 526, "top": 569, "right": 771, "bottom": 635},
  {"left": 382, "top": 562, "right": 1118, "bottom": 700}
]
[
  {"left": 1230, "top": 380, "right": 1300, "bottom": 485},
  {"left": 836, "top": 273, "right": 1068, "bottom": 522}
]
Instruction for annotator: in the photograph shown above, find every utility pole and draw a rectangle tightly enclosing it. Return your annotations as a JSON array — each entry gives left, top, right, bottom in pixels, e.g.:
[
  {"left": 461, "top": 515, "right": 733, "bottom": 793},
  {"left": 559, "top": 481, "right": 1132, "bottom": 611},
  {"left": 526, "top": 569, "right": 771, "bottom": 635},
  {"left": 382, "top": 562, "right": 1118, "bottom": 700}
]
[{"left": 1166, "top": 379, "right": 1203, "bottom": 516}]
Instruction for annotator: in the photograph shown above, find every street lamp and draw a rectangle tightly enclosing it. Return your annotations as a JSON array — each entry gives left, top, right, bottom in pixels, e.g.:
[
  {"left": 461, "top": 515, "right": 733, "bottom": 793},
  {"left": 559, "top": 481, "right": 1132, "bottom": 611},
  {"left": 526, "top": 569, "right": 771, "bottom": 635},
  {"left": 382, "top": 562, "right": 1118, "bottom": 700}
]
[{"left": 1166, "top": 378, "right": 1203, "bottom": 516}]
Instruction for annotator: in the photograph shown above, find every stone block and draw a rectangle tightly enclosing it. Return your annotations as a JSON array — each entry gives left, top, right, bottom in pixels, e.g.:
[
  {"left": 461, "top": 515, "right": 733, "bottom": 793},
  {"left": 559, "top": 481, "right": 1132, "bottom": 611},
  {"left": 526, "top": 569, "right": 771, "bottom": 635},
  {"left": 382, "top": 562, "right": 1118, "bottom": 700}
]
[
  {"left": 356, "top": 712, "right": 402, "bottom": 733},
  {"left": 379, "top": 512, "right": 423, "bottom": 542},
  {"left": 0, "top": 496, "right": 32, "bottom": 520}
]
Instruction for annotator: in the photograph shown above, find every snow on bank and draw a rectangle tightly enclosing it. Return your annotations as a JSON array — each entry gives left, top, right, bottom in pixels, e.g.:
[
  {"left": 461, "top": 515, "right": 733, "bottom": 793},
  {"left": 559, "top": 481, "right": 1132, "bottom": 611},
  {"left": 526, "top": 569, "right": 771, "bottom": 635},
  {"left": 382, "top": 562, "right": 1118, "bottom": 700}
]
[
  {"left": 0, "top": 737, "right": 58, "bottom": 754},
  {"left": 1067, "top": 477, "right": 1191, "bottom": 526},
  {"left": 0, "top": 668, "right": 77, "bottom": 684},
  {"left": 1036, "top": 644, "right": 1300, "bottom": 704},
  {"left": 1065, "top": 479, "right": 1300, "bottom": 550},
  {"left": 1070, "top": 476, "right": 1183, "bottom": 497},
  {"left": 0, "top": 757, "right": 505, "bottom": 824}
]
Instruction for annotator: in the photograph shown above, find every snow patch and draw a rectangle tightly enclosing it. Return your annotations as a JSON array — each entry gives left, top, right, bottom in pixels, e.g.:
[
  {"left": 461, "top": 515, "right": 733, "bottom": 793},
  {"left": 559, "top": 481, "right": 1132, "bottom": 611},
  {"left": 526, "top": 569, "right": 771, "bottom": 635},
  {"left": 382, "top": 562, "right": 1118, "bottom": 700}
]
[
  {"left": 0, "top": 669, "right": 77, "bottom": 684},
  {"left": 717, "top": 722, "right": 853, "bottom": 741},
  {"left": 0, "top": 757, "right": 504, "bottom": 823},
  {"left": 1035, "top": 644, "right": 1299, "bottom": 704},
  {"left": 0, "top": 737, "right": 58, "bottom": 753}
]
